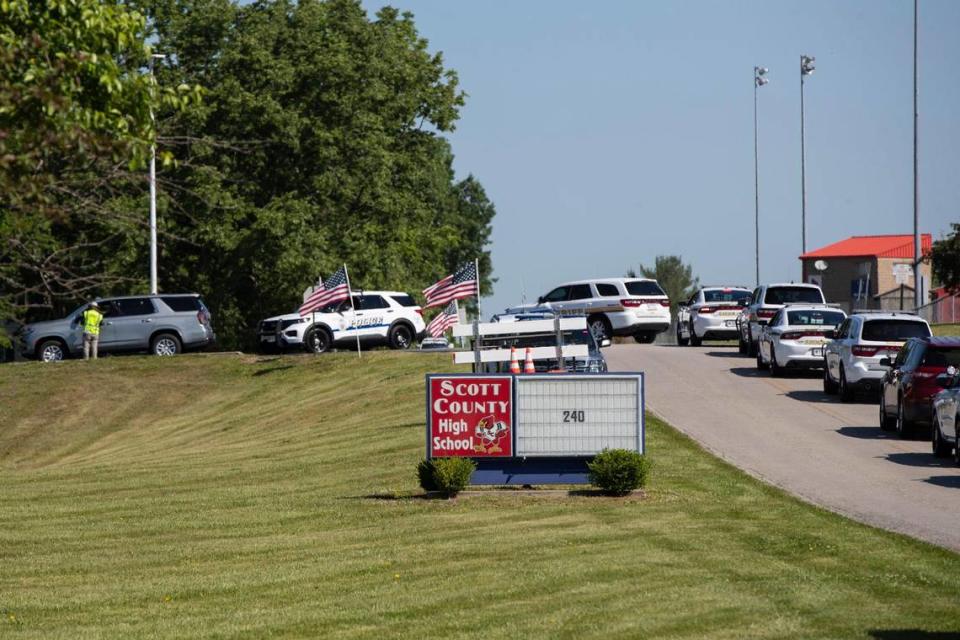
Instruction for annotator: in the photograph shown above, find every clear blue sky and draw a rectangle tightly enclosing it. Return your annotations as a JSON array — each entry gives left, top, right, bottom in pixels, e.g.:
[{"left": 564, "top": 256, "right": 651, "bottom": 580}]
[{"left": 363, "top": 0, "right": 960, "bottom": 314}]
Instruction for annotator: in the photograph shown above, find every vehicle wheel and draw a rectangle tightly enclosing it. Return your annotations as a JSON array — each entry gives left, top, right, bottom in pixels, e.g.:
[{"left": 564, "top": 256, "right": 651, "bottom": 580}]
[
  {"left": 747, "top": 336, "right": 758, "bottom": 357},
  {"left": 895, "top": 398, "right": 911, "bottom": 438},
  {"left": 151, "top": 333, "right": 181, "bottom": 356},
  {"left": 823, "top": 364, "right": 838, "bottom": 395},
  {"left": 756, "top": 349, "right": 768, "bottom": 371},
  {"left": 770, "top": 349, "right": 783, "bottom": 377},
  {"left": 932, "top": 416, "right": 951, "bottom": 457},
  {"left": 738, "top": 332, "right": 748, "bottom": 355},
  {"left": 38, "top": 339, "right": 67, "bottom": 362},
  {"left": 304, "top": 327, "right": 331, "bottom": 354},
  {"left": 388, "top": 324, "right": 413, "bottom": 350},
  {"left": 676, "top": 324, "right": 689, "bottom": 346},
  {"left": 689, "top": 324, "right": 702, "bottom": 347},
  {"left": 879, "top": 394, "right": 895, "bottom": 430},
  {"left": 839, "top": 366, "right": 854, "bottom": 402},
  {"left": 588, "top": 316, "right": 611, "bottom": 344}
]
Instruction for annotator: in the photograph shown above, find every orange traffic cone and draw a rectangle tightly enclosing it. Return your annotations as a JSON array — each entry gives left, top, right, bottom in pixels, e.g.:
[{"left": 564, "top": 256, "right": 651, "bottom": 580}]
[
  {"left": 523, "top": 348, "right": 536, "bottom": 374},
  {"left": 509, "top": 347, "right": 520, "bottom": 374}
]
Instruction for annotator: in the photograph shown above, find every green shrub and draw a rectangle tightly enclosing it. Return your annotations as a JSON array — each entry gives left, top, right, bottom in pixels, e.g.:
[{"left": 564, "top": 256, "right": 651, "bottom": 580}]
[
  {"left": 416, "top": 457, "right": 476, "bottom": 497},
  {"left": 416, "top": 459, "right": 438, "bottom": 492},
  {"left": 587, "top": 449, "right": 649, "bottom": 496}
]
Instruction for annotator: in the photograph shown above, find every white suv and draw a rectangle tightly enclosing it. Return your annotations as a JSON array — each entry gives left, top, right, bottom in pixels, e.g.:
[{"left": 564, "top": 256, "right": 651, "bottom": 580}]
[
  {"left": 259, "top": 291, "right": 426, "bottom": 354},
  {"left": 737, "top": 283, "right": 826, "bottom": 356},
  {"left": 676, "top": 286, "right": 752, "bottom": 346},
  {"left": 823, "top": 311, "right": 932, "bottom": 401},
  {"left": 521, "top": 278, "right": 671, "bottom": 343}
]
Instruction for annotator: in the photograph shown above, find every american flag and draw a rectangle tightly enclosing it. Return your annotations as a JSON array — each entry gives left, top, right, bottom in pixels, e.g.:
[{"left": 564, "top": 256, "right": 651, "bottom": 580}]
[
  {"left": 423, "top": 261, "right": 477, "bottom": 308},
  {"left": 299, "top": 265, "right": 350, "bottom": 316},
  {"left": 426, "top": 302, "right": 459, "bottom": 337}
]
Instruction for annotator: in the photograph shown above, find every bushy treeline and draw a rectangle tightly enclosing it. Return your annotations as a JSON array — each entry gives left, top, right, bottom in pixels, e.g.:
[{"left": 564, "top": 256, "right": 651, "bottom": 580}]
[{"left": 1, "top": 0, "right": 495, "bottom": 350}]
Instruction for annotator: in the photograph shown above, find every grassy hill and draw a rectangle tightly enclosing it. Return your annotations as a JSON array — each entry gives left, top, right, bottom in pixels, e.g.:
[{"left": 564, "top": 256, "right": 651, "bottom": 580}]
[{"left": 2, "top": 352, "right": 959, "bottom": 639}]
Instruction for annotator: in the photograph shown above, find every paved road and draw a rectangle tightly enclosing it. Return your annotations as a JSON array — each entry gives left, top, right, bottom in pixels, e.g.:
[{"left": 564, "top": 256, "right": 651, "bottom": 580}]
[{"left": 606, "top": 343, "right": 960, "bottom": 552}]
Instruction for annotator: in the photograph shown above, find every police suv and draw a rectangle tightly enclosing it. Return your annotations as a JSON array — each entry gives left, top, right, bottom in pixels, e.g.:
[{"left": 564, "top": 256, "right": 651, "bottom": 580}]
[
  {"left": 257, "top": 291, "right": 426, "bottom": 353},
  {"left": 517, "top": 278, "right": 671, "bottom": 343}
]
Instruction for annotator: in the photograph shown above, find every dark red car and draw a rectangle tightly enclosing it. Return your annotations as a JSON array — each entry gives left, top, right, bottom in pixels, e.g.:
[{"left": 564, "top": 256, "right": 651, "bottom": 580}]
[{"left": 879, "top": 336, "right": 960, "bottom": 437}]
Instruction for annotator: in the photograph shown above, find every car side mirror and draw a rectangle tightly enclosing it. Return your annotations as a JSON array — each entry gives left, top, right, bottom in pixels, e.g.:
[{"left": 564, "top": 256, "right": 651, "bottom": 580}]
[
  {"left": 600, "top": 338, "right": 611, "bottom": 348},
  {"left": 879, "top": 357, "right": 891, "bottom": 367}
]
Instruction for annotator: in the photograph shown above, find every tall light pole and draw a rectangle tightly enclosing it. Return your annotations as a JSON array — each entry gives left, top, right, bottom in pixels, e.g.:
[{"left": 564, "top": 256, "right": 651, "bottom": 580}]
[
  {"left": 754, "top": 66, "right": 768, "bottom": 287},
  {"left": 148, "top": 53, "right": 166, "bottom": 295},
  {"left": 800, "top": 55, "right": 815, "bottom": 256},
  {"left": 912, "top": 0, "right": 921, "bottom": 308}
]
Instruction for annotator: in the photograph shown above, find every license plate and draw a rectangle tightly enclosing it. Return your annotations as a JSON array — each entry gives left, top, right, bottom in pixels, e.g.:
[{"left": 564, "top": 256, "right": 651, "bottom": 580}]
[
  {"left": 725, "top": 320, "right": 736, "bottom": 328},
  {"left": 811, "top": 348, "right": 823, "bottom": 357},
  {"left": 645, "top": 304, "right": 658, "bottom": 311},
  {"left": 262, "top": 335, "right": 276, "bottom": 343}
]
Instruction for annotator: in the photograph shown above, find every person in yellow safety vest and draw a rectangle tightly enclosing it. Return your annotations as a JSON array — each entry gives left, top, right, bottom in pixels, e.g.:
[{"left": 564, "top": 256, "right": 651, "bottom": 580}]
[{"left": 81, "top": 301, "right": 104, "bottom": 360}]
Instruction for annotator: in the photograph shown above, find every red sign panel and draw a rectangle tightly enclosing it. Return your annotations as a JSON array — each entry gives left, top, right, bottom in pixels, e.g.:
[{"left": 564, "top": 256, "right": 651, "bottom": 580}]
[{"left": 429, "top": 376, "right": 513, "bottom": 457}]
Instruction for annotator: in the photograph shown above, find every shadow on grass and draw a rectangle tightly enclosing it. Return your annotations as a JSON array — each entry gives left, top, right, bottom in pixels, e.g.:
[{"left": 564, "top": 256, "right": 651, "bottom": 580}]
[
  {"left": 883, "top": 452, "right": 954, "bottom": 468},
  {"left": 252, "top": 365, "right": 295, "bottom": 377},
  {"left": 870, "top": 631, "right": 960, "bottom": 639},
  {"left": 925, "top": 475, "right": 960, "bottom": 489},
  {"left": 836, "top": 426, "right": 898, "bottom": 440}
]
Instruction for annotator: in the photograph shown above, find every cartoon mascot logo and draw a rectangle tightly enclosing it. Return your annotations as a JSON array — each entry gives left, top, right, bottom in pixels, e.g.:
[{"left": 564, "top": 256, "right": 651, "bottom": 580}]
[{"left": 473, "top": 415, "right": 509, "bottom": 454}]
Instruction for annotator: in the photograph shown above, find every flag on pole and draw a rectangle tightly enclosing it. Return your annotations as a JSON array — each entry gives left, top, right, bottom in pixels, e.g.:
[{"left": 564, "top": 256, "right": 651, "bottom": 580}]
[
  {"left": 426, "top": 302, "right": 459, "bottom": 337},
  {"left": 423, "top": 261, "right": 478, "bottom": 308},
  {"left": 299, "top": 266, "right": 349, "bottom": 316}
]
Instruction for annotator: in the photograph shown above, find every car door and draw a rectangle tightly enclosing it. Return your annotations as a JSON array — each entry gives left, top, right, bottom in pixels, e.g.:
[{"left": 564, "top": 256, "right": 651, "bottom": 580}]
[
  {"left": 826, "top": 319, "right": 849, "bottom": 381},
  {"left": 883, "top": 341, "right": 911, "bottom": 415},
  {"left": 540, "top": 286, "right": 570, "bottom": 310},
  {"left": 355, "top": 295, "right": 390, "bottom": 339},
  {"left": 107, "top": 298, "right": 158, "bottom": 349},
  {"left": 560, "top": 284, "right": 594, "bottom": 315}
]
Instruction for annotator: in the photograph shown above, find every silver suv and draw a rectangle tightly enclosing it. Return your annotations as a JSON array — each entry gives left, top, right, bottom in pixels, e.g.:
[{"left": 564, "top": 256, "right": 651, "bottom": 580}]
[{"left": 18, "top": 294, "right": 215, "bottom": 361}]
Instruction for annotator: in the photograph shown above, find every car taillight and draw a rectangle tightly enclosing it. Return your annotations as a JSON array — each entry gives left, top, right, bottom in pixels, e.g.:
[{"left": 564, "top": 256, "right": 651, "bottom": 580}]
[
  {"left": 659, "top": 300, "right": 671, "bottom": 308},
  {"left": 699, "top": 306, "right": 715, "bottom": 314},
  {"left": 621, "top": 299, "right": 643, "bottom": 307},
  {"left": 197, "top": 311, "right": 210, "bottom": 325},
  {"left": 757, "top": 308, "right": 777, "bottom": 319},
  {"left": 781, "top": 331, "right": 826, "bottom": 340},
  {"left": 914, "top": 365, "right": 944, "bottom": 382},
  {"left": 852, "top": 345, "right": 880, "bottom": 357}
]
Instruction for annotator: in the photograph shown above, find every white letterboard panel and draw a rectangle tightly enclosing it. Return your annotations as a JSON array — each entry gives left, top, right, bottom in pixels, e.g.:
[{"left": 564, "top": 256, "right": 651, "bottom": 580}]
[{"left": 515, "top": 375, "right": 643, "bottom": 456}]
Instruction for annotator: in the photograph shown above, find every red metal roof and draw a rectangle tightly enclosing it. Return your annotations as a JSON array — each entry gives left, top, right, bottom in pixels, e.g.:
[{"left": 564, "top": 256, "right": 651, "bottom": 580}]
[{"left": 800, "top": 234, "right": 932, "bottom": 260}]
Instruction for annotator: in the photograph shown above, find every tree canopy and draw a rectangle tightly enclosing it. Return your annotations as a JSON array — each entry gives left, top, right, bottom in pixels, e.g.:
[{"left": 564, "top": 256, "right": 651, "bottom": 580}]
[
  {"left": 630, "top": 255, "right": 699, "bottom": 310},
  {"left": 2, "top": 0, "right": 496, "bottom": 351},
  {"left": 929, "top": 223, "right": 960, "bottom": 295}
]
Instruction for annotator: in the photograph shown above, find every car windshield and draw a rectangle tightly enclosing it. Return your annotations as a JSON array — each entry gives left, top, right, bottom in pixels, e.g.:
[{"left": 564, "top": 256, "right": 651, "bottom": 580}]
[
  {"left": 625, "top": 280, "right": 666, "bottom": 296},
  {"left": 861, "top": 319, "right": 931, "bottom": 342},
  {"left": 703, "top": 289, "right": 751, "bottom": 304},
  {"left": 786, "top": 310, "right": 845, "bottom": 326},
  {"left": 764, "top": 287, "right": 823, "bottom": 304},
  {"left": 921, "top": 347, "right": 960, "bottom": 368}
]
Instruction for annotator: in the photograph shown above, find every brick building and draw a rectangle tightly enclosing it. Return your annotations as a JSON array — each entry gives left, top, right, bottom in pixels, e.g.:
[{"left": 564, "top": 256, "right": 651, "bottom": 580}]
[{"left": 799, "top": 234, "right": 932, "bottom": 312}]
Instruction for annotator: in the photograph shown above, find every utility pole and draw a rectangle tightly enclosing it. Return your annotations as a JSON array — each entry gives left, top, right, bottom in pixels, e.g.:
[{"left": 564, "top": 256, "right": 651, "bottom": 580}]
[
  {"left": 912, "top": 0, "right": 922, "bottom": 309},
  {"left": 753, "top": 66, "right": 768, "bottom": 287},
  {"left": 148, "top": 53, "right": 166, "bottom": 295},
  {"left": 800, "top": 55, "right": 815, "bottom": 256}
]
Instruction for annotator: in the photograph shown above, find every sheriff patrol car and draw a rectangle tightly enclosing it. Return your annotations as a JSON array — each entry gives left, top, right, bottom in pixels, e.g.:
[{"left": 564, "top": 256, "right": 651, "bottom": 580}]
[
  {"left": 258, "top": 291, "right": 426, "bottom": 353},
  {"left": 515, "top": 278, "right": 671, "bottom": 343},
  {"left": 676, "top": 286, "right": 752, "bottom": 346}
]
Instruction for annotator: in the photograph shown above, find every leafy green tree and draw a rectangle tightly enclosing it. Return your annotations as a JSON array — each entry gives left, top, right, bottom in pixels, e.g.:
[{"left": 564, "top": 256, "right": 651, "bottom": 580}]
[
  {"left": 145, "top": 0, "right": 495, "bottom": 348},
  {"left": 0, "top": 0, "right": 199, "bottom": 346},
  {"left": 630, "top": 255, "right": 699, "bottom": 310},
  {"left": 929, "top": 223, "right": 960, "bottom": 295}
]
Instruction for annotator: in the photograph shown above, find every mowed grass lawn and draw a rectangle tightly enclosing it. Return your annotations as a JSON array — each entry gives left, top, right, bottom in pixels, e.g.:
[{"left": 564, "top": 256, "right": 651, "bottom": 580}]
[
  {"left": 934, "top": 323, "right": 960, "bottom": 336},
  {"left": 1, "top": 353, "right": 959, "bottom": 639}
]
